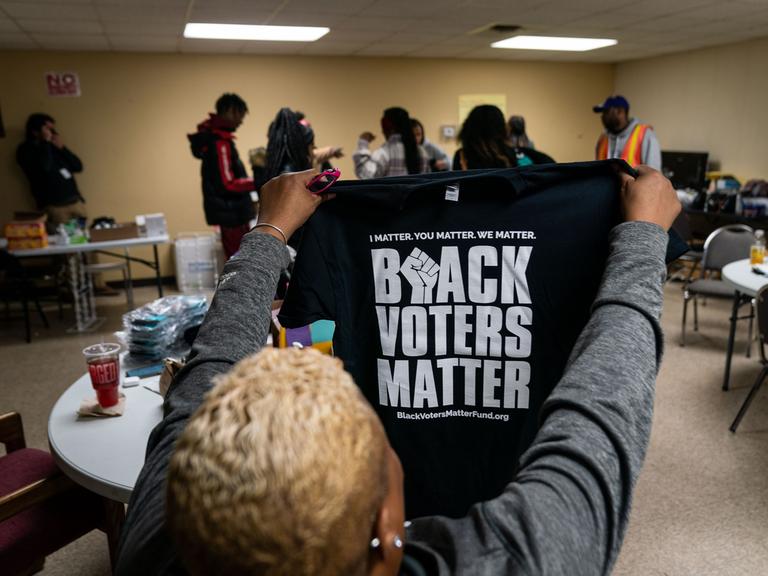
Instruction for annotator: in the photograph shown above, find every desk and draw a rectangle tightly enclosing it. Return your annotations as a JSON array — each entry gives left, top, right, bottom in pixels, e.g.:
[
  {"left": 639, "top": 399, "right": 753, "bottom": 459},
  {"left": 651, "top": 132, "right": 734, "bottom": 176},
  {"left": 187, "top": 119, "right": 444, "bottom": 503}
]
[
  {"left": 48, "top": 373, "right": 163, "bottom": 503},
  {"left": 685, "top": 209, "right": 768, "bottom": 242},
  {"left": 721, "top": 259, "right": 768, "bottom": 390},
  {"left": 10, "top": 235, "right": 169, "bottom": 331}
]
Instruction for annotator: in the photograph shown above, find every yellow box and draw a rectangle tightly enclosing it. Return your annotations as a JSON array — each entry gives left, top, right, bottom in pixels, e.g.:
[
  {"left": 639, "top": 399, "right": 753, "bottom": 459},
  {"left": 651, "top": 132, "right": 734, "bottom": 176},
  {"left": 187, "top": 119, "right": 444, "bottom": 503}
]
[
  {"left": 7, "top": 236, "right": 49, "bottom": 250},
  {"left": 5, "top": 221, "right": 46, "bottom": 238}
]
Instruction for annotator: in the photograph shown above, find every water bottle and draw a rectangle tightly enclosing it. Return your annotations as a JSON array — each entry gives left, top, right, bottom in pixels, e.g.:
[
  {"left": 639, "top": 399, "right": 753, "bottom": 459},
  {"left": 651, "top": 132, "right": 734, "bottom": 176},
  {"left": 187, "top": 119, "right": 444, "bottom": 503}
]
[{"left": 751, "top": 230, "right": 765, "bottom": 265}]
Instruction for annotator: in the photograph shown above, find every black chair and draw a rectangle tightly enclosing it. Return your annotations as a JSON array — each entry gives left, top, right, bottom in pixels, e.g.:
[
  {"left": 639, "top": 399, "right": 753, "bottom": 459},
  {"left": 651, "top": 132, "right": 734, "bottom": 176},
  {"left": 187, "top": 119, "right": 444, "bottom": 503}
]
[
  {"left": 0, "top": 251, "right": 49, "bottom": 343},
  {"left": 681, "top": 224, "right": 753, "bottom": 347},
  {"left": 731, "top": 284, "right": 768, "bottom": 432},
  {"left": 667, "top": 211, "right": 704, "bottom": 283}
]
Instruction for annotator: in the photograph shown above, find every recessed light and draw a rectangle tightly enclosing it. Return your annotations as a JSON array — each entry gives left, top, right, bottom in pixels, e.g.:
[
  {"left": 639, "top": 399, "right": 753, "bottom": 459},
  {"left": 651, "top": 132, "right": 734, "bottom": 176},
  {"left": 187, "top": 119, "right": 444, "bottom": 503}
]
[
  {"left": 491, "top": 35, "right": 617, "bottom": 52},
  {"left": 184, "top": 23, "right": 330, "bottom": 42}
]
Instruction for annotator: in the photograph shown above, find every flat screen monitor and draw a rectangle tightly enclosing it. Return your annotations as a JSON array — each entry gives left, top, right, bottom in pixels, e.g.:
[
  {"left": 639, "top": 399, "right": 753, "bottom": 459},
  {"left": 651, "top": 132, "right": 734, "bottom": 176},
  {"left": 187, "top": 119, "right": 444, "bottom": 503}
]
[{"left": 661, "top": 151, "right": 709, "bottom": 190}]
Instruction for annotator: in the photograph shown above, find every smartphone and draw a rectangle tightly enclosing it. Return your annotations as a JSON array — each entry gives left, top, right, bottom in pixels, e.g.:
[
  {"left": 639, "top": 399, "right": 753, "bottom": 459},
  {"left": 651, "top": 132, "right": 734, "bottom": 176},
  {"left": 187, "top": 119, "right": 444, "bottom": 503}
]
[{"left": 307, "top": 168, "right": 341, "bottom": 194}]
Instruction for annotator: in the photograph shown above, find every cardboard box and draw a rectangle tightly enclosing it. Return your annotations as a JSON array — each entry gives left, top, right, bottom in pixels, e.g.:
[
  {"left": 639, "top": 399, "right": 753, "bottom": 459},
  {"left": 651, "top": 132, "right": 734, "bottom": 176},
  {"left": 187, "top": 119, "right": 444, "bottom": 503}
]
[{"left": 90, "top": 223, "right": 139, "bottom": 242}]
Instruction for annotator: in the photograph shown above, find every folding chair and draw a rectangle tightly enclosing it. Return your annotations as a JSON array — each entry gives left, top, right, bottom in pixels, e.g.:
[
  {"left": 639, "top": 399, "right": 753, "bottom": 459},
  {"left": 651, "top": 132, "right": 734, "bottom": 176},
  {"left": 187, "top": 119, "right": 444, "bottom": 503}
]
[{"left": 681, "top": 224, "right": 753, "bottom": 348}]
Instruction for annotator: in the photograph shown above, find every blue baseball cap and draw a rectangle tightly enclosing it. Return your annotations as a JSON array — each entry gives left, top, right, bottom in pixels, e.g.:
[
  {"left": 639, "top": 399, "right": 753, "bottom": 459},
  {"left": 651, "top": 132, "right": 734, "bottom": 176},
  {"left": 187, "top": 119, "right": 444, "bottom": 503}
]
[{"left": 593, "top": 95, "right": 629, "bottom": 112}]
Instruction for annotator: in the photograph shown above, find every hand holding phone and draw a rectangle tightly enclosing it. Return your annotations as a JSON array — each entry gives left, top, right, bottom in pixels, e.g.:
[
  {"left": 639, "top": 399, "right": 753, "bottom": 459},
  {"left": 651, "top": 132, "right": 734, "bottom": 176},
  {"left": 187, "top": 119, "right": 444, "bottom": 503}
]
[{"left": 307, "top": 168, "right": 341, "bottom": 194}]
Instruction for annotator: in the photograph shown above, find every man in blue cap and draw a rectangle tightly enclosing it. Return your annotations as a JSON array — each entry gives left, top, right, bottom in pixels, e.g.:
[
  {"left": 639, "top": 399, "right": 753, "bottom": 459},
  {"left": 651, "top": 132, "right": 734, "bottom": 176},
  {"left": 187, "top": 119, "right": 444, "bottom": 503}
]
[{"left": 594, "top": 95, "right": 661, "bottom": 170}]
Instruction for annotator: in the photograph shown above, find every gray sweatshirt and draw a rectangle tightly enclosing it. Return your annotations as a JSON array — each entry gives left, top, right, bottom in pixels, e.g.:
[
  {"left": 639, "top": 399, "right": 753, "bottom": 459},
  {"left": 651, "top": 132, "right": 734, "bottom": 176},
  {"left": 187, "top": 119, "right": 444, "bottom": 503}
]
[{"left": 116, "top": 221, "right": 667, "bottom": 576}]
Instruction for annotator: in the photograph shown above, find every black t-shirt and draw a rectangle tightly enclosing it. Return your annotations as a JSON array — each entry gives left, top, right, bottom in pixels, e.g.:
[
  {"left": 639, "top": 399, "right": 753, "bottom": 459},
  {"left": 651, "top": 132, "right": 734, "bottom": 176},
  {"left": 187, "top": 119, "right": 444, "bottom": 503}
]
[{"left": 280, "top": 160, "right": 685, "bottom": 519}]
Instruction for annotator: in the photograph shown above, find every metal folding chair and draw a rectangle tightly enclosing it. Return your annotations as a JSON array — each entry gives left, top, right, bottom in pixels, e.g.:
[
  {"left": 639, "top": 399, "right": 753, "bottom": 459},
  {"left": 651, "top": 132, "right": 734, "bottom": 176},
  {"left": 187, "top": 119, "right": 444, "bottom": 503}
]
[{"left": 681, "top": 224, "right": 753, "bottom": 350}]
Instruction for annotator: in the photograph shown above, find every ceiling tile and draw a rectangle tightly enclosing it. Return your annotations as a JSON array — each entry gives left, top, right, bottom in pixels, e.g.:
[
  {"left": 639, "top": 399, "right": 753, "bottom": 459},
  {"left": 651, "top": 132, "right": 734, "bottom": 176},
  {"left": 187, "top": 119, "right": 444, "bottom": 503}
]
[
  {"left": 95, "top": 4, "right": 187, "bottom": 22},
  {"left": 2, "top": 0, "right": 91, "bottom": 5},
  {"left": 282, "top": 0, "right": 376, "bottom": 14},
  {"left": 17, "top": 18, "right": 104, "bottom": 34},
  {"left": 466, "top": 0, "right": 550, "bottom": 9},
  {"left": 616, "top": 0, "right": 722, "bottom": 18},
  {"left": 691, "top": 1, "right": 768, "bottom": 20},
  {"left": 108, "top": 35, "right": 179, "bottom": 51},
  {"left": 0, "top": 17, "right": 20, "bottom": 32},
  {"left": 33, "top": 33, "right": 110, "bottom": 50},
  {"left": 264, "top": 12, "right": 346, "bottom": 27},
  {"left": 364, "top": 0, "right": 461, "bottom": 20},
  {"left": 188, "top": 7, "right": 272, "bottom": 24},
  {"left": 0, "top": 31, "right": 36, "bottom": 48},
  {"left": 440, "top": 6, "right": 534, "bottom": 28},
  {"left": 101, "top": 20, "right": 184, "bottom": 36},
  {"left": 323, "top": 29, "right": 393, "bottom": 44},
  {"left": 335, "top": 15, "right": 413, "bottom": 32},
  {"left": 192, "top": 0, "right": 284, "bottom": 9},
  {"left": 397, "top": 18, "right": 487, "bottom": 35},
  {"left": 0, "top": 0, "right": 764, "bottom": 63},
  {"left": 514, "top": 7, "right": 597, "bottom": 27},
  {"left": 0, "top": 1, "right": 98, "bottom": 20},
  {"left": 93, "top": 0, "right": 189, "bottom": 5}
]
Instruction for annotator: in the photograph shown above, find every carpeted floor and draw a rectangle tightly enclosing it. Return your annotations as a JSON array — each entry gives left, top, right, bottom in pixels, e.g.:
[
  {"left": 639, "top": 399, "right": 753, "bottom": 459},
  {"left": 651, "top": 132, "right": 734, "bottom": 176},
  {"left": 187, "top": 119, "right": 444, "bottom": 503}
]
[{"left": 1, "top": 282, "right": 766, "bottom": 575}]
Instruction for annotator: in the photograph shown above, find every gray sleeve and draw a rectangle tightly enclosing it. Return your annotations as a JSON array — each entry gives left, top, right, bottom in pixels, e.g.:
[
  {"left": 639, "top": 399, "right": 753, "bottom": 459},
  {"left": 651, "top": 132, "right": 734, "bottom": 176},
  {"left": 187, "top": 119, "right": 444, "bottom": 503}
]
[
  {"left": 642, "top": 129, "right": 662, "bottom": 171},
  {"left": 407, "top": 221, "right": 668, "bottom": 576},
  {"left": 424, "top": 139, "right": 451, "bottom": 166},
  {"left": 354, "top": 138, "right": 387, "bottom": 179},
  {"left": 115, "top": 231, "right": 290, "bottom": 575}
]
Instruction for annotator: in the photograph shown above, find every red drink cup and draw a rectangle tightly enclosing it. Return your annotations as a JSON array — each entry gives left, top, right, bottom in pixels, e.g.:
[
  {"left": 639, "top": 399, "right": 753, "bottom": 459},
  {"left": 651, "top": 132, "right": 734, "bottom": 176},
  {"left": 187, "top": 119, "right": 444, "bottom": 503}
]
[{"left": 83, "top": 343, "right": 121, "bottom": 408}]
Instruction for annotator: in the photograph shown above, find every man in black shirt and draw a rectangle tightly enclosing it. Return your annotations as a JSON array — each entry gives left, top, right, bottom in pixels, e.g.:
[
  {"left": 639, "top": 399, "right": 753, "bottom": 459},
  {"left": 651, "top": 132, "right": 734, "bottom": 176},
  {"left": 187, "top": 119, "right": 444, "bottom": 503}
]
[{"left": 16, "top": 113, "right": 86, "bottom": 224}]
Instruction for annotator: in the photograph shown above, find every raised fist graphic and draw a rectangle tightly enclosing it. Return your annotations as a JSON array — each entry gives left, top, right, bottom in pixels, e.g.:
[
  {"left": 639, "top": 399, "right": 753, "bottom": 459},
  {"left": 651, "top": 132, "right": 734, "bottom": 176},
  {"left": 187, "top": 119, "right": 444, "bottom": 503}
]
[{"left": 400, "top": 247, "right": 440, "bottom": 304}]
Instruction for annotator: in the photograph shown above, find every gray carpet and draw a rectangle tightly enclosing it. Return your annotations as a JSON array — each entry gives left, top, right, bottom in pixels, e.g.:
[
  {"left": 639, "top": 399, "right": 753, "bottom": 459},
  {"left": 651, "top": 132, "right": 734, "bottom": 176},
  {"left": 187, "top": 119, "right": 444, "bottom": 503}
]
[{"left": 1, "top": 283, "right": 766, "bottom": 575}]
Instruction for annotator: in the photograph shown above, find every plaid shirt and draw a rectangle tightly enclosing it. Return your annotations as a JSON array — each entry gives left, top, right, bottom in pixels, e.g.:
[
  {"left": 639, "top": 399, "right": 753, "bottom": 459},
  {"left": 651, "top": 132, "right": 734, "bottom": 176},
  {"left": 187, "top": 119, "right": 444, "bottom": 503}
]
[{"left": 354, "top": 134, "right": 430, "bottom": 179}]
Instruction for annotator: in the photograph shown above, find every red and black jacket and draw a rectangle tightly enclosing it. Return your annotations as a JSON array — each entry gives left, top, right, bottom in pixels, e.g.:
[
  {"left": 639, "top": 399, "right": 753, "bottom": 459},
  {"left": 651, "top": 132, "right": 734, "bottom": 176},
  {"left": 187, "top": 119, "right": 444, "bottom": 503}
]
[{"left": 188, "top": 114, "right": 254, "bottom": 227}]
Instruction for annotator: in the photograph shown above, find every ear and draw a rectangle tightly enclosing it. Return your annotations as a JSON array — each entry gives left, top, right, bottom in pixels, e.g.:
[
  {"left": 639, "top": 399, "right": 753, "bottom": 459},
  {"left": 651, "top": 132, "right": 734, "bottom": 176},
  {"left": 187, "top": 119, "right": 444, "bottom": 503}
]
[
  {"left": 368, "top": 506, "right": 401, "bottom": 576},
  {"left": 367, "top": 447, "right": 406, "bottom": 576}
]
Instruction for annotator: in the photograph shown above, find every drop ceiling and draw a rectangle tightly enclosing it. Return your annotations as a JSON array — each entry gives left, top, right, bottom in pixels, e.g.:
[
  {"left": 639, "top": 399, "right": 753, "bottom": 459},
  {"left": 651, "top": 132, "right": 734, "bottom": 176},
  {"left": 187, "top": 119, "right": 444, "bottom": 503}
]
[{"left": 0, "top": 0, "right": 767, "bottom": 62}]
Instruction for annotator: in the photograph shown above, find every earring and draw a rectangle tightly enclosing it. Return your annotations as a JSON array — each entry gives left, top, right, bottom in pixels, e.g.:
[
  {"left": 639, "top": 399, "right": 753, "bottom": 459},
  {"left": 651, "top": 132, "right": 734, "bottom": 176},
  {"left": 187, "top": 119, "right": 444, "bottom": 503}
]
[{"left": 370, "top": 535, "right": 404, "bottom": 550}]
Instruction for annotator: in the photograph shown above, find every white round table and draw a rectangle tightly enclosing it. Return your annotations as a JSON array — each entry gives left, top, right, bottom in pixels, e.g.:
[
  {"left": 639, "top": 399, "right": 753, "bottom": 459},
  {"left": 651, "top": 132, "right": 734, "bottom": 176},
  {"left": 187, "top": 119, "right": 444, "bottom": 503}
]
[
  {"left": 48, "top": 374, "right": 164, "bottom": 503},
  {"left": 719, "top": 259, "right": 768, "bottom": 390},
  {"left": 722, "top": 258, "right": 768, "bottom": 297}
]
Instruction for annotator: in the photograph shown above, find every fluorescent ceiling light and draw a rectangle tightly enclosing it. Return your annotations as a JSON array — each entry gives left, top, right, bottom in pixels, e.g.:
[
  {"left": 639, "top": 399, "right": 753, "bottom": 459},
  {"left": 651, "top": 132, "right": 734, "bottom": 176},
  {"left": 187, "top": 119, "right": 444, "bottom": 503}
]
[
  {"left": 184, "top": 23, "right": 330, "bottom": 42},
  {"left": 491, "top": 35, "right": 617, "bottom": 52}
]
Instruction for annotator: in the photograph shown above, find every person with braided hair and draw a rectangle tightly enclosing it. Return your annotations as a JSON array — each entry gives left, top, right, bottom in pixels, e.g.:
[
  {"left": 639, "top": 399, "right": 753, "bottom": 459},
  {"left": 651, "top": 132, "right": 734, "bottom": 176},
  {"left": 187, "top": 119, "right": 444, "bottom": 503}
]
[
  {"left": 262, "top": 107, "right": 318, "bottom": 249},
  {"left": 264, "top": 107, "right": 315, "bottom": 183},
  {"left": 354, "top": 107, "right": 429, "bottom": 179}
]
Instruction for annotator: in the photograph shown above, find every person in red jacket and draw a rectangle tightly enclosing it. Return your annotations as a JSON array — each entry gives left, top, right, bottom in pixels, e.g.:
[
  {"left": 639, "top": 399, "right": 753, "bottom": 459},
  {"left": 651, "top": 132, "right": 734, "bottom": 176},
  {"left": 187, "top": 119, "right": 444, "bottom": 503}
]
[{"left": 188, "top": 93, "right": 255, "bottom": 259}]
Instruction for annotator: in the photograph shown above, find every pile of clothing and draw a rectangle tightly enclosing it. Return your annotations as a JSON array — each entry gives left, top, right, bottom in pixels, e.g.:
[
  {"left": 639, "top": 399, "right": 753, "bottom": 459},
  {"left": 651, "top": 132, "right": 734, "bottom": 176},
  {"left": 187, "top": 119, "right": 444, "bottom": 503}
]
[{"left": 117, "top": 295, "right": 207, "bottom": 359}]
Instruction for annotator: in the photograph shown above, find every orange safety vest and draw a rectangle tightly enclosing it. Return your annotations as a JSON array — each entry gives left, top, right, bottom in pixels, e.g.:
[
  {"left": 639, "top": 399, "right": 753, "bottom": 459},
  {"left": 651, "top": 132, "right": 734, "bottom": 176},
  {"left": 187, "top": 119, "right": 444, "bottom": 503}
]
[{"left": 595, "top": 123, "right": 650, "bottom": 167}]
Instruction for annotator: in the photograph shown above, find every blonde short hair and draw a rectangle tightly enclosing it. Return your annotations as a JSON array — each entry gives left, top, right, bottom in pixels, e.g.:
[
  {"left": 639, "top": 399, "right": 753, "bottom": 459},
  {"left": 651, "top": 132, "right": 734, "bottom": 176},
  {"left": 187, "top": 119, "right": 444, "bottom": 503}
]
[{"left": 167, "top": 347, "right": 388, "bottom": 576}]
